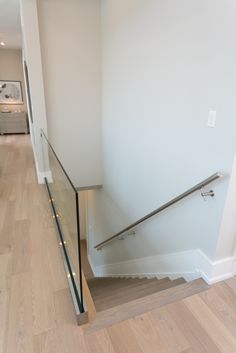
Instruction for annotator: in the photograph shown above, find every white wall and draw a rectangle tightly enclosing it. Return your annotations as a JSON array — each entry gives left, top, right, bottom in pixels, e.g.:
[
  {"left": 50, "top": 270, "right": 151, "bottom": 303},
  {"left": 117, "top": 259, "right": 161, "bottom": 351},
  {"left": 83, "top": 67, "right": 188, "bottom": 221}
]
[
  {"left": 214, "top": 153, "right": 236, "bottom": 259},
  {"left": 88, "top": 0, "right": 236, "bottom": 268},
  {"left": 20, "top": 0, "right": 48, "bottom": 181},
  {"left": 0, "top": 49, "right": 27, "bottom": 112},
  {"left": 37, "top": 0, "right": 102, "bottom": 188}
]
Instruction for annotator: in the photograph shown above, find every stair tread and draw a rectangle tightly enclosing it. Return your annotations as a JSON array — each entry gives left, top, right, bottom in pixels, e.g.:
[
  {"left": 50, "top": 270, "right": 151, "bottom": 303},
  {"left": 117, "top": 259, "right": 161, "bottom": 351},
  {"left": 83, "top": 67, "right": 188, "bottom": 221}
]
[
  {"left": 89, "top": 277, "right": 169, "bottom": 296},
  {"left": 93, "top": 277, "right": 186, "bottom": 312},
  {"left": 84, "top": 278, "right": 209, "bottom": 334},
  {"left": 88, "top": 277, "right": 149, "bottom": 288},
  {"left": 87, "top": 277, "right": 153, "bottom": 287}
]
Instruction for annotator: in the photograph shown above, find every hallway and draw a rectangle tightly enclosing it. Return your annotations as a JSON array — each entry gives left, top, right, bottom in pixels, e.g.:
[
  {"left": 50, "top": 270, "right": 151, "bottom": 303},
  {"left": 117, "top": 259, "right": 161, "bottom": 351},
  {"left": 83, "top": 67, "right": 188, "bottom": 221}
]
[{"left": 1, "top": 135, "right": 236, "bottom": 353}]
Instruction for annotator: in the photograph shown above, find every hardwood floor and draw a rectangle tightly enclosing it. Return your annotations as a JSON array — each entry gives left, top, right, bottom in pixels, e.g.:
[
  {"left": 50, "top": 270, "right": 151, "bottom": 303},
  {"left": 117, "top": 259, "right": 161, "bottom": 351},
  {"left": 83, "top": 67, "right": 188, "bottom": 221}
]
[{"left": 1, "top": 134, "right": 236, "bottom": 353}]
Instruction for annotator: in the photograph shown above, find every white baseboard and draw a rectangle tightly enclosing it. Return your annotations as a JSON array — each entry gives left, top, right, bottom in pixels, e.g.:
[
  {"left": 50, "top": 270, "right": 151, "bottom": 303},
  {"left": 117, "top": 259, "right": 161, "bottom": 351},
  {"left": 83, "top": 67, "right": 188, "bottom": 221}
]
[
  {"left": 32, "top": 146, "right": 52, "bottom": 184},
  {"left": 88, "top": 248, "right": 236, "bottom": 284},
  {"left": 196, "top": 249, "right": 235, "bottom": 284},
  {"left": 37, "top": 170, "right": 52, "bottom": 184},
  {"left": 34, "top": 158, "right": 52, "bottom": 184}
]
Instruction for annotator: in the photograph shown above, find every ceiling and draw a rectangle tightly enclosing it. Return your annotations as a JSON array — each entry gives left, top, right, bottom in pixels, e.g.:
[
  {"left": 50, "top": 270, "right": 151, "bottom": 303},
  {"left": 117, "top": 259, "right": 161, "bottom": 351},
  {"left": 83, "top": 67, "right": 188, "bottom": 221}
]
[{"left": 0, "top": 0, "right": 22, "bottom": 49}]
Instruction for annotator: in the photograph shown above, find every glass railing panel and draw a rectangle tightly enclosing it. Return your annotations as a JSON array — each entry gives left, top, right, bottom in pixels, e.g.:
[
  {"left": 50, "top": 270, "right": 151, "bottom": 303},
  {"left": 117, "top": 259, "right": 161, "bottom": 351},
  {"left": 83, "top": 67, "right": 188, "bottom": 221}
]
[{"left": 40, "top": 130, "right": 84, "bottom": 313}]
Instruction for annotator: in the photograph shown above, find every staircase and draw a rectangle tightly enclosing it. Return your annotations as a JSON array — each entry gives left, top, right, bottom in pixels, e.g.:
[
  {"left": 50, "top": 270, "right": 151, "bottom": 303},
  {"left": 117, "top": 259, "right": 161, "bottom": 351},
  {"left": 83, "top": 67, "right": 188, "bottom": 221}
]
[
  {"left": 41, "top": 132, "right": 214, "bottom": 329},
  {"left": 80, "top": 239, "right": 208, "bottom": 330},
  {"left": 87, "top": 276, "right": 186, "bottom": 312},
  {"left": 83, "top": 276, "right": 208, "bottom": 333}
]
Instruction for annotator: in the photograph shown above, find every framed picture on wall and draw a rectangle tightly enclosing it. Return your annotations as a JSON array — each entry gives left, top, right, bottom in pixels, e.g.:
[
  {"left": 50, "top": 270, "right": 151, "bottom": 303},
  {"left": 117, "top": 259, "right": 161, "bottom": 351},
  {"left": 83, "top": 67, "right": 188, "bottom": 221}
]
[{"left": 0, "top": 80, "right": 23, "bottom": 105}]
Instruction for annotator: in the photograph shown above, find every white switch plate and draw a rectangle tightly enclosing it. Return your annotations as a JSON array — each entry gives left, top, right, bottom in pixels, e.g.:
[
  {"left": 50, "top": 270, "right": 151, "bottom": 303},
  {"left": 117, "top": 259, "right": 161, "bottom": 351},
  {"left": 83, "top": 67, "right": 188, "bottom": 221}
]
[{"left": 207, "top": 110, "right": 216, "bottom": 127}]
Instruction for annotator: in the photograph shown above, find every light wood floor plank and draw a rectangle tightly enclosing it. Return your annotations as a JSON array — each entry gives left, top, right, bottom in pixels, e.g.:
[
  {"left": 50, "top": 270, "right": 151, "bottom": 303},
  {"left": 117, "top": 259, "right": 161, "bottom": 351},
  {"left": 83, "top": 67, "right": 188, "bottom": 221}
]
[
  {"left": 85, "top": 329, "right": 115, "bottom": 353},
  {"left": 225, "top": 277, "right": 236, "bottom": 296},
  {"left": 200, "top": 283, "right": 236, "bottom": 339},
  {"left": 54, "top": 288, "right": 89, "bottom": 353},
  {"left": 0, "top": 202, "right": 15, "bottom": 254},
  {"left": 184, "top": 294, "right": 236, "bottom": 353},
  {"left": 167, "top": 300, "right": 222, "bottom": 353},
  {"left": 150, "top": 306, "right": 190, "bottom": 352},
  {"left": 15, "top": 180, "right": 28, "bottom": 221},
  {"left": 0, "top": 253, "right": 11, "bottom": 353},
  {"left": 33, "top": 329, "right": 63, "bottom": 353},
  {"left": 107, "top": 321, "right": 143, "bottom": 353},
  {"left": 11, "top": 220, "right": 31, "bottom": 275},
  {"left": 129, "top": 313, "right": 172, "bottom": 353},
  {"left": 6, "top": 272, "right": 33, "bottom": 353}
]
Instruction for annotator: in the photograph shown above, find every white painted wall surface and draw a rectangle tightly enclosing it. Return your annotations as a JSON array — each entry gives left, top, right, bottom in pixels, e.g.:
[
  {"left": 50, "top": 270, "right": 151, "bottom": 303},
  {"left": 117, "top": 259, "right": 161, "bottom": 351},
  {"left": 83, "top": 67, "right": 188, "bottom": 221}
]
[
  {"left": 88, "top": 0, "right": 236, "bottom": 268},
  {"left": 20, "top": 0, "right": 48, "bottom": 181},
  {"left": 37, "top": 0, "right": 102, "bottom": 188},
  {"left": 214, "top": 153, "right": 236, "bottom": 259}
]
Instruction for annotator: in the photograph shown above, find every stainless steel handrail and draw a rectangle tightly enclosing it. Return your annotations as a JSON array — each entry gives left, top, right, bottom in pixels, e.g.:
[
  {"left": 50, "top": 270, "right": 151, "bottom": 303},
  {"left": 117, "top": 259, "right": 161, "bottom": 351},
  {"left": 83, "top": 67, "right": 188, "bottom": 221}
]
[{"left": 94, "top": 172, "right": 223, "bottom": 250}]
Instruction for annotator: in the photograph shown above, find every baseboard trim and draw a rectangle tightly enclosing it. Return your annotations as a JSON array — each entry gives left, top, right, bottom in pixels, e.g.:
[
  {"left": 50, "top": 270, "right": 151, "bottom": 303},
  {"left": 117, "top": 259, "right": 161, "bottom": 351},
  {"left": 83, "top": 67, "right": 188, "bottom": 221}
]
[
  {"left": 32, "top": 148, "right": 52, "bottom": 184},
  {"left": 89, "top": 249, "right": 236, "bottom": 284},
  {"left": 35, "top": 160, "right": 52, "bottom": 184},
  {"left": 37, "top": 170, "right": 52, "bottom": 184},
  {"left": 196, "top": 249, "right": 235, "bottom": 284}
]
